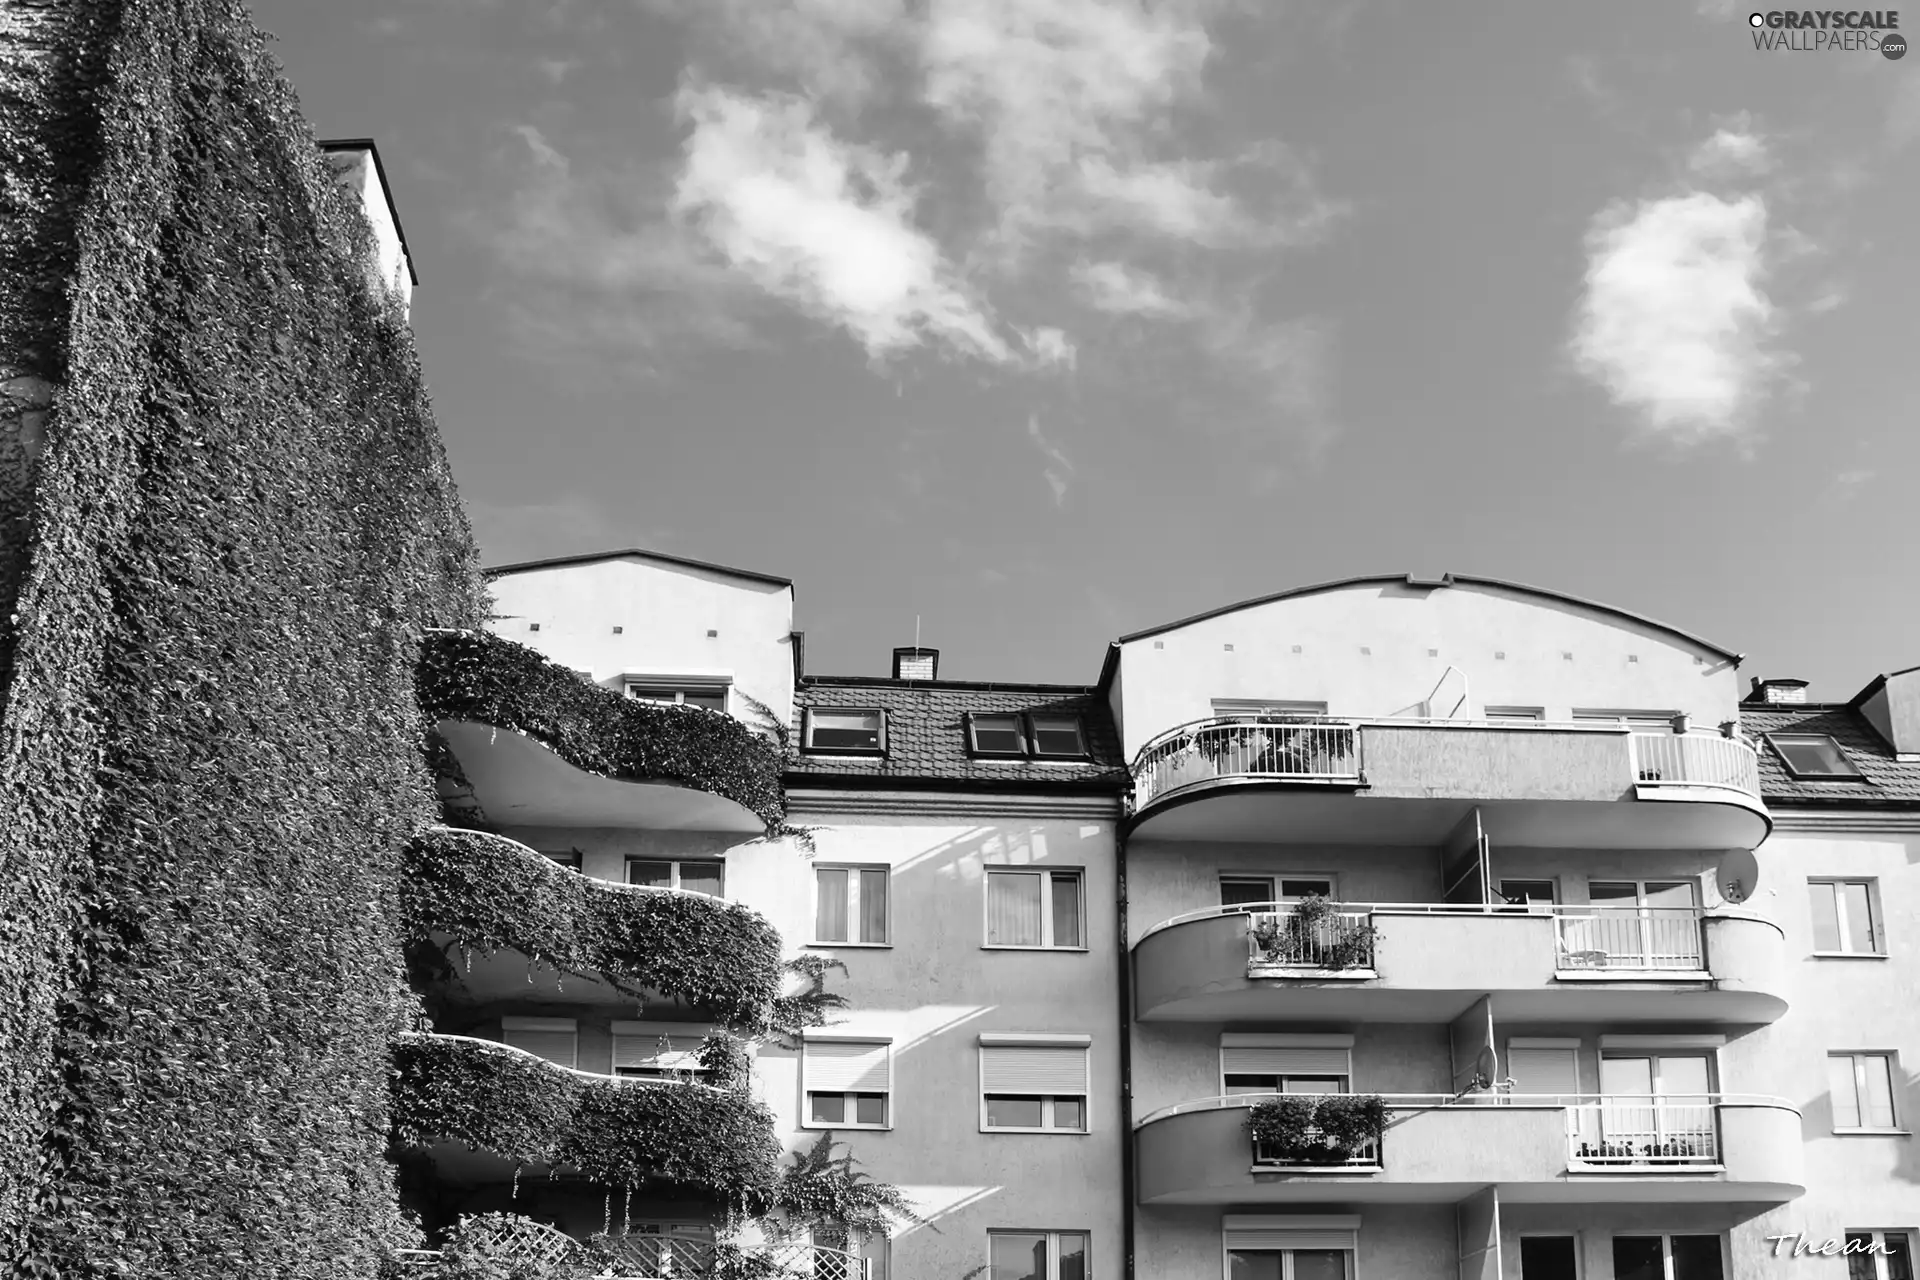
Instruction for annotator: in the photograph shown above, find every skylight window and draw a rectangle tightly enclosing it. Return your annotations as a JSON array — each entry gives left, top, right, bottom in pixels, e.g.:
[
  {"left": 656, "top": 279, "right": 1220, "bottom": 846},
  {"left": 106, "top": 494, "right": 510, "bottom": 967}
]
[
  {"left": 966, "top": 712, "right": 1088, "bottom": 759},
  {"left": 1028, "top": 713, "right": 1088, "bottom": 757},
  {"left": 1766, "top": 733, "right": 1864, "bottom": 780},
  {"left": 968, "top": 714, "right": 1027, "bottom": 755},
  {"left": 805, "top": 709, "right": 885, "bottom": 753}
]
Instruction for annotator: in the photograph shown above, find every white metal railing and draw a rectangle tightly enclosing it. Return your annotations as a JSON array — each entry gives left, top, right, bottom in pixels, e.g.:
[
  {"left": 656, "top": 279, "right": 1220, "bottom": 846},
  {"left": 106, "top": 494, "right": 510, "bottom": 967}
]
[
  {"left": 1629, "top": 732, "right": 1762, "bottom": 799},
  {"left": 1553, "top": 906, "right": 1706, "bottom": 971},
  {"left": 401, "top": 1032, "right": 724, "bottom": 1094},
  {"left": 1252, "top": 1129, "right": 1382, "bottom": 1168},
  {"left": 394, "top": 1234, "right": 871, "bottom": 1279},
  {"left": 1566, "top": 1097, "right": 1720, "bottom": 1165},
  {"left": 1246, "top": 908, "right": 1377, "bottom": 970},
  {"left": 1131, "top": 717, "right": 1361, "bottom": 811}
]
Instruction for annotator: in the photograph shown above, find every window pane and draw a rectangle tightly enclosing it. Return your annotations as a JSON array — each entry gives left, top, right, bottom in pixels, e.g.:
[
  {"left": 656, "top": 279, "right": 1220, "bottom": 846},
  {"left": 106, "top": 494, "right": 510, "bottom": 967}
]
[
  {"left": 1224, "top": 1074, "right": 1281, "bottom": 1096},
  {"left": 816, "top": 869, "right": 849, "bottom": 942},
  {"left": 812, "top": 711, "right": 882, "bottom": 750},
  {"left": 1774, "top": 734, "right": 1860, "bottom": 777},
  {"left": 679, "top": 861, "right": 724, "bottom": 897},
  {"left": 1590, "top": 881, "right": 1639, "bottom": 905},
  {"left": 1227, "top": 1253, "right": 1283, "bottom": 1280},
  {"left": 1502, "top": 880, "right": 1557, "bottom": 907},
  {"left": 985, "top": 1096, "right": 1044, "bottom": 1128},
  {"left": 1669, "top": 1236, "right": 1725, "bottom": 1280},
  {"left": 1612, "top": 1237, "right": 1666, "bottom": 1280},
  {"left": 627, "top": 685, "right": 679, "bottom": 704},
  {"left": 860, "top": 868, "right": 889, "bottom": 944},
  {"left": 1029, "top": 714, "right": 1085, "bottom": 755},
  {"left": 1057, "top": 1234, "right": 1088, "bottom": 1280},
  {"left": 810, "top": 1093, "right": 845, "bottom": 1124},
  {"left": 1645, "top": 881, "right": 1697, "bottom": 909},
  {"left": 1884, "top": 1235, "right": 1913, "bottom": 1280},
  {"left": 855, "top": 1093, "right": 888, "bottom": 1126},
  {"left": 1847, "top": 1236, "right": 1879, "bottom": 1280},
  {"left": 1842, "top": 882, "right": 1877, "bottom": 953},
  {"left": 990, "top": 1233, "right": 1048, "bottom": 1280},
  {"left": 627, "top": 860, "right": 672, "bottom": 889},
  {"left": 1810, "top": 882, "right": 1843, "bottom": 951},
  {"left": 1280, "top": 879, "right": 1334, "bottom": 899},
  {"left": 1830, "top": 1055, "right": 1863, "bottom": 1128},
  {"left": 1050, "top": 872, "right": 1083, "bottom": 947},
  {"left": 541, "top": 849, "right": 582, "bottom": 870},
  {"left": 988, "top": 872, "right": 1043, "bottom": 946},
  {"left": 682, "top": 688, "right": 727, "bottom": 711},
  {"left": 972, "top": 715, "right": 1026, "bottom": 753},
  {"left": 1283, "top": 1077, "right": 1344, "bottom": 1095},
  {"left": 1293, "top": 1251, "right": 1348, "bottom": 1280},
  {"left": 1519, "top": 1238, "right": 1579, "bottom": 1280},
  {"left": 1053, "top": 1097, "right": 1086, "bottom": 1130},
  {"left": 1221, "top": 876, "right": 1274, "bottom": 909},
  {"left": 1860, "top": 1055, "right": 1896, "bottom": 1128}
]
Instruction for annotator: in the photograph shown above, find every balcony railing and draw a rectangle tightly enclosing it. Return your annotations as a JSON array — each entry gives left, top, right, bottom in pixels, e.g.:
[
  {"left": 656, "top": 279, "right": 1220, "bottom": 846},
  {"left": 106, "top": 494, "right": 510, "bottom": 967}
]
[
  {"left": 1630, "top": 731, "right": 1761, "bottom": 796},
  {"left": 393, "top": 1217, "right": 873, "bottom": 1278},
  {"left": 1131, "top": 717, "right": 1361, "bottom": 811},
  {"left": 1244, "top": 907, "right": 1378, "bottom": 971},
  {"left": 1553, "top": 906, "right": 1706, "bottom": 971},
  {"left": 1253, "top": 1129, "right": 1383, "bottom": 1169}
]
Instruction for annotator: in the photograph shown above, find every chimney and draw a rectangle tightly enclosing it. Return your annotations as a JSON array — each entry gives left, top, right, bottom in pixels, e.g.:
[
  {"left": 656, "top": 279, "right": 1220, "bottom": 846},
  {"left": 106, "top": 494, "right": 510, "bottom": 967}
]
[
  {"left": 1744, "top": 677, "right": 1810, "bottom": 706},
  {"left": 892, "top": 647, "right": 938, "bottom": 681},
  {"left": 318, "top": 139, "right": 417, "bottom": 317},
  {"left": 1856, "top": 666, "right": 1920, "bottom": 756}
]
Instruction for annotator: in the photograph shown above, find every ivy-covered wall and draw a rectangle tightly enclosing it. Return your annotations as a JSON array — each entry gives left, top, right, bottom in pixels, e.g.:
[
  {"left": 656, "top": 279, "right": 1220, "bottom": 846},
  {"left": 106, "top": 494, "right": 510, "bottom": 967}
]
[{"left": 0, "top": 1, "right": 485, "bottom": 1275}]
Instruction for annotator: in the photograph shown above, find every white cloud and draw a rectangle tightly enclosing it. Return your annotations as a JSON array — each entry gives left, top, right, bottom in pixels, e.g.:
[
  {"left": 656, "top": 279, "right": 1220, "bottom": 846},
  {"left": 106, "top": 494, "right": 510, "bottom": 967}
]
[
  {"left": 1070, "top": 260, "right": 1187, "bottom": 317},
  {"left": 671, "top": 83, "right": 1025, "bottom": 364},
  {"left": 1689, "top": 118, "right": 1771, "bottom": 180},
  {"left": 1025, "top": 412, "right": 1074, "bottom": 505},
  {"left": 1570, "top": 191, "right": 1782, "bottom": 445}
]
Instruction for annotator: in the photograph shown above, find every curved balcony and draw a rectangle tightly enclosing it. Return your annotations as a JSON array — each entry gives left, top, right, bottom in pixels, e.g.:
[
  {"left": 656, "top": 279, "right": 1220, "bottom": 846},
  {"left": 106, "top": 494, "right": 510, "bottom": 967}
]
[
  {"left": 390, "top": 1033, "right": 779, "bottom": 1212},
  {"left": 420, "top": 630, "right": 785, "bottom": 833},
  {"left": 1126, "top": 717, "right": 1768, "bottom": 849},
  {"left": 404, "top": 828, "right": 782, "bottom": 1025},
  {"left": 1134, "top": 1093, "right": 1804, "bottom": 1206},
  {"left": 1133, "top": 903, "right": 1788, "bottom": 1024},
  {"left": 394, "top": 1216, "right": 875, "bottom": 1279}
]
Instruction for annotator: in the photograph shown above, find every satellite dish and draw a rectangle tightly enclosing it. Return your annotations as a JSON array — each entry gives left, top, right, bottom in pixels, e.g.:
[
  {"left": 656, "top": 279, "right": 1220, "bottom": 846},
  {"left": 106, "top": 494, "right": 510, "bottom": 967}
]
[{"left": 1717, "top": 849, "right": 1760, "bottom": 905}]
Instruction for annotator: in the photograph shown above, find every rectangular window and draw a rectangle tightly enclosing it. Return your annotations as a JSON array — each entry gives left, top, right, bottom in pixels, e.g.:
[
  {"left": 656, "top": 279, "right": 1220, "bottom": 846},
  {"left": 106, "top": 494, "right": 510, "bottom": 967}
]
[
  {"left": 1830, "top": 1052, "right": 1900, "bottom": 1131},
  {"left": 988, "top": 1230, "right": 1088, "bottom": 1280},
  {"left": 1213, "top": 698, "right": 1331, "bottom": 719},
  {"left": 805, "top": 709, "right": 885, "bottom": 753},
  {"left": 1810, "top": 879, "right": 1883, "bottom": 954},
  {"left": 1575, "top": 709, "right": 1681, "bottom": 729},
  {"left": 815, "top": 865, "right": 890, "bottom": 945},
  {"left": 627, "top": 858, "right": 725, "bottom": 897},
  {"left": 1612, "top": 1235, "right": 1724, "bottom": 1280},
  {"left": 1517, "top": 1238, "right": 1579, "bottom": 1280},
  {"left": 980, "top": 1037, "right": 1091, "bottom": 1133},
  {"left": 626, "top": 682, "right": 729, "bottom": 712},
  {"left": 1223, "top": 1217, "right": 1358, "bottom": 1280},
  {"left": 611, "top": 1022, "right": 710, "bottom": 1081},
  {"left": 1221, "top": 1035, "right": 1354, "bottom": 1095},
  {"left": 1500, "top": 879, "right": 1557, "bottom": 909},
  {"left": 1221, "top": 876, "right": 1333, "bottom": 910},
  {"left": 1845, "top": 1232, "right": 1914, "bottom": 1280},
  {"left": 969, "top": 713, "right": 1028, "bottom": 755},
  {"left": 1027, "top": 713, "right": 1087, "bottom": 757},
  {"left": 1766, "top": 733, "right": 1865, "bottom": 779},
  {"left": 500, "top": 1016, "right": 577, "bottom": 1069},
  {"left": 985, "top": 869, "right": 1084, "bottom": 948},
  {"left": 1485, "top": 706, "right": 1546, "bottom": 722},
  {"left": 803, "top": 1038, "right": 892, "bottom": 1130}
]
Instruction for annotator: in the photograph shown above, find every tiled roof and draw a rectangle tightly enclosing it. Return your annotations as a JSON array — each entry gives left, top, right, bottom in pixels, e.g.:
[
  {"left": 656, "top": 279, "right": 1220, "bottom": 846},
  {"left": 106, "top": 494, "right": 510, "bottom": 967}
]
[
  {"left": 788, "top": 679, "right": 1128, "bottom": 788},
  {"left": 1742, "top": 705, "right": 1920, "bottom": 806}
]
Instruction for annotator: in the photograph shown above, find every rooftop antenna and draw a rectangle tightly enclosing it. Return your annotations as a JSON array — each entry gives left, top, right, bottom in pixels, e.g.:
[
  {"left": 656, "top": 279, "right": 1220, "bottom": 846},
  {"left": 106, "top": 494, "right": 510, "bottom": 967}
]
[{"left": 914, "top": 614, "right": 921, "bottom": 653}]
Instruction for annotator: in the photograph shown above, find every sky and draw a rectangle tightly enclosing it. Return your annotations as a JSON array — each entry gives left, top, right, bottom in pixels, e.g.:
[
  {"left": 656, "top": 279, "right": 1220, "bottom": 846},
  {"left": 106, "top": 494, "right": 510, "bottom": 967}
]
[{"left": 251, "top": 0, "right": 1919, "bottom": 697}]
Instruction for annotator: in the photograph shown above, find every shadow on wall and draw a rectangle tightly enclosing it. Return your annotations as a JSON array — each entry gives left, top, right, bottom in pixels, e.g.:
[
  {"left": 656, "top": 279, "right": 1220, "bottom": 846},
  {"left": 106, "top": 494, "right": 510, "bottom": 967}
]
[{"left": 1800, "top": 1067, "right": 1920, "bottom": 1186}]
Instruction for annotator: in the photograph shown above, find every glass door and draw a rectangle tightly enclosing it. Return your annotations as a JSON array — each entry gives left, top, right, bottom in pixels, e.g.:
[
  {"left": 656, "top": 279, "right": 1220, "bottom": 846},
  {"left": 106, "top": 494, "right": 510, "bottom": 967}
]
[
  {"left": 1598, "top": 1055, "right": 1714, "bottom": 1161},
  {"left": 1586, "top": 881, "right": 1700, "bottom": 969}
]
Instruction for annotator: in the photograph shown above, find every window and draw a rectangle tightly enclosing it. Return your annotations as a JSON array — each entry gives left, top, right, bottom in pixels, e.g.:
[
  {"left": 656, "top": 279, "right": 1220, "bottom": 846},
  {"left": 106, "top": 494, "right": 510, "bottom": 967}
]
[
  {"left": 1572, "top": 880, "right": 1701, "bottom": 969},
  {"left": 1224, "top": 1216, "right": 1357, "bottom": 1280},
  {"left": 1499, "top": 879, "right": 1557, "bottom": 910},
  {"left": 815, "top": 865, "right": 890, "bottom": 945},
  {"left": 988, "top": 1230, "right": 1087, "bottom": 1280},
  {"left": 1810, "top": 879, "right": 1884, "bottom": 955},
  {"left": 1592, "top": 1053, "right": 1715, "bottom": 1158},
  {"left": 1612, "top": 1235, "right": 1724, "bottom": 1280},
  {"left": 1221, "top": 1035, "right": 1352, "bottom": 1095},
  {"left": 1213, "top": 698, "right": 1330, "bottom": 718},
  {"left": 626, "top": 682, "right": 729, "bottom": 712},
  {"left": 1845, "top": 1232, "right": 1914, "bottom": 1280},
  {"left": 1829, "top": 1052, "right": 1900, "bottom": 1131},
  {"left": 1517, "top": 1238, "right": 1579, "bottom": 1280},
  {"left": 969, "top": 714, "right": 1027, "bottom": 755},
  {"left": 501, "top": 1016, "right": 577, "bottom": 1068},
  {"left": 1575, "top": 709, "right": 1681, "bottom": 731},
  {"left": 611, "top": 1022, "right": 710, "bottom": 1081},
  {"left": 1485, "top": 706, "right": 1545, "bottom": 722},
  {"left": 985, "top": 869, "right": 1084, "bottom": 948},
  {"left": 627, "top": 858, "right": 725, "bottom": 897},
  {"left": 803, "top": 1037, "right": 891, "bottom": 1129},
  {"left": 539, "top": 848, "right": 582, "bottom": 871},
  {"left": 805, "top": 709, "right": 885, "bottom": 753},
  {"left": 1220, "top": 876, "right": 1333, "bottom": 912},
  {"left": 980, "top": 1036, "right": 1090, "bottom": 1133},
  {"left": 1767, "top": 733, "right": 1865, "bottom": 779},
  {"left": 965, "top": 712, "right": 1089, "bottom": 759}
]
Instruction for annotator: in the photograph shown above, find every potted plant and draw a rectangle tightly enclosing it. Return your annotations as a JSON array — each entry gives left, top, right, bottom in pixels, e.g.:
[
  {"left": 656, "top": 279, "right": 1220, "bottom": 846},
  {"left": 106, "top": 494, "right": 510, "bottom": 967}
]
[
  {"left": 1245, "top": 1095, "right": 1388, "bottom": 1166},
  {"left": 1250, "top": 895, "right": 1377, "bottom": 970}
]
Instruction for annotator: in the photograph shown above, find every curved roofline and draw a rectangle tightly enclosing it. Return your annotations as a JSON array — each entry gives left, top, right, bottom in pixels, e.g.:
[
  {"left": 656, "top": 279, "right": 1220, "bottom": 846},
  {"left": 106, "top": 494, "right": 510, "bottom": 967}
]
[
  {"left": 1102, "top": 572, "right": 1743, "bottom": 681},
  {"left": 484, "top": 547, "right": 792, "bottom": 590}
]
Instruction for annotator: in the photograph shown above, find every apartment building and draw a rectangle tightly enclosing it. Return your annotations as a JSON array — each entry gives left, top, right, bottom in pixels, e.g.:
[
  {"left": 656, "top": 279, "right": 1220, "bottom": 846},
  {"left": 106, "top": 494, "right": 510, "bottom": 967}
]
[{"left": 413, "top": 551, "right": 1917, "bottom": 1280}]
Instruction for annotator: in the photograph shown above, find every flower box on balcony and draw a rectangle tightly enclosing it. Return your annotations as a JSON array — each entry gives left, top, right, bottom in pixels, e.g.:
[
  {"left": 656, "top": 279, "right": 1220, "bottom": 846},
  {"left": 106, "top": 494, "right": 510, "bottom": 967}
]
[
  {"left": 1247, "top": 896, "right": 1379, "bottom": 974},
  {"left": 1245, "top": 1095, "right": 1388, "bottom": 1170}
]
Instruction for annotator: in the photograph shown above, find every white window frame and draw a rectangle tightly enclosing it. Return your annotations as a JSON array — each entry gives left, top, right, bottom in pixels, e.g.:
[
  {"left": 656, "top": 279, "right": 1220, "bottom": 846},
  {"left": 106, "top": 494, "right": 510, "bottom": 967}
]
[
  {"left": 978, "top": 1034, "right": 1092, "bottom": 1135},
  {"left": 803, "top": 708, "right": 888, "bottom": 755},
  {"left": 625, "top": 680, "right": 731, "bottom": 712},
  {"left": 1608, "top": 1233, "right": 1727, "bottom": 1280},
  {"left": 801, "top": 1035, "right": 893, "bottom": 1132},
  {"left": 1843, "top": 1232, "right": 1914, "bottom": 1280},
  {"left": 1808, "top": 878, "right": 1886, "bottom": 957},
  {"left": 626, "top": 856, "right": 726, "bottom": 896},
  {"left": 813, "top": 864, "right": 892, "bottom": 947},
  {"left": 1829, "top": 1051, "right": 1904, "bottom": 1133},
  {"left": 983, "top": 867, "right": 1086, "bottom": 950},
  {"left": 987, "top": 1230, "right": 1089, "bottom": 1280}
]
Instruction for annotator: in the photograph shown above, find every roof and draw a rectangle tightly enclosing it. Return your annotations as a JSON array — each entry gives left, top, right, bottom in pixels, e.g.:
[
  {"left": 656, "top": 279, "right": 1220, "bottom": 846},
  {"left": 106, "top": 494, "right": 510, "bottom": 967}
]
[
  {"left": 317, "top": 139, "right": 419, "bottom": 286},
  {"left": 788, "top": 679, "right": 1127, "bottom": 788},
  {"left": 484, "top": 548, "right": 793, "bottom": 590},
  {"left": 1743, "top": 704, "right": 1920, "bottom": 807},
  {"left": 1097, "top": 572, "right": 1743, "bottom": 688}
]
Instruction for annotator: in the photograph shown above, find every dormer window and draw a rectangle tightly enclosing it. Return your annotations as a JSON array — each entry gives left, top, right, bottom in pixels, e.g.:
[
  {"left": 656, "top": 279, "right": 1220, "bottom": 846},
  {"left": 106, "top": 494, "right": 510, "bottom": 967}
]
[
  {"left": 965, "top": 712, "right": 1089, "bottom": 760},
  {"left": 1765, "top": 733, "right": 1864, "bottom": 780},
  {"left": 805, "top": 709, "right": 886, "bottom": 754},
  {"left": 1028, "top": 713, "right": 1087, "bottom": 757},
  {"left": 968, "top": 714, "right": 1028, "bottom": 755}
]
